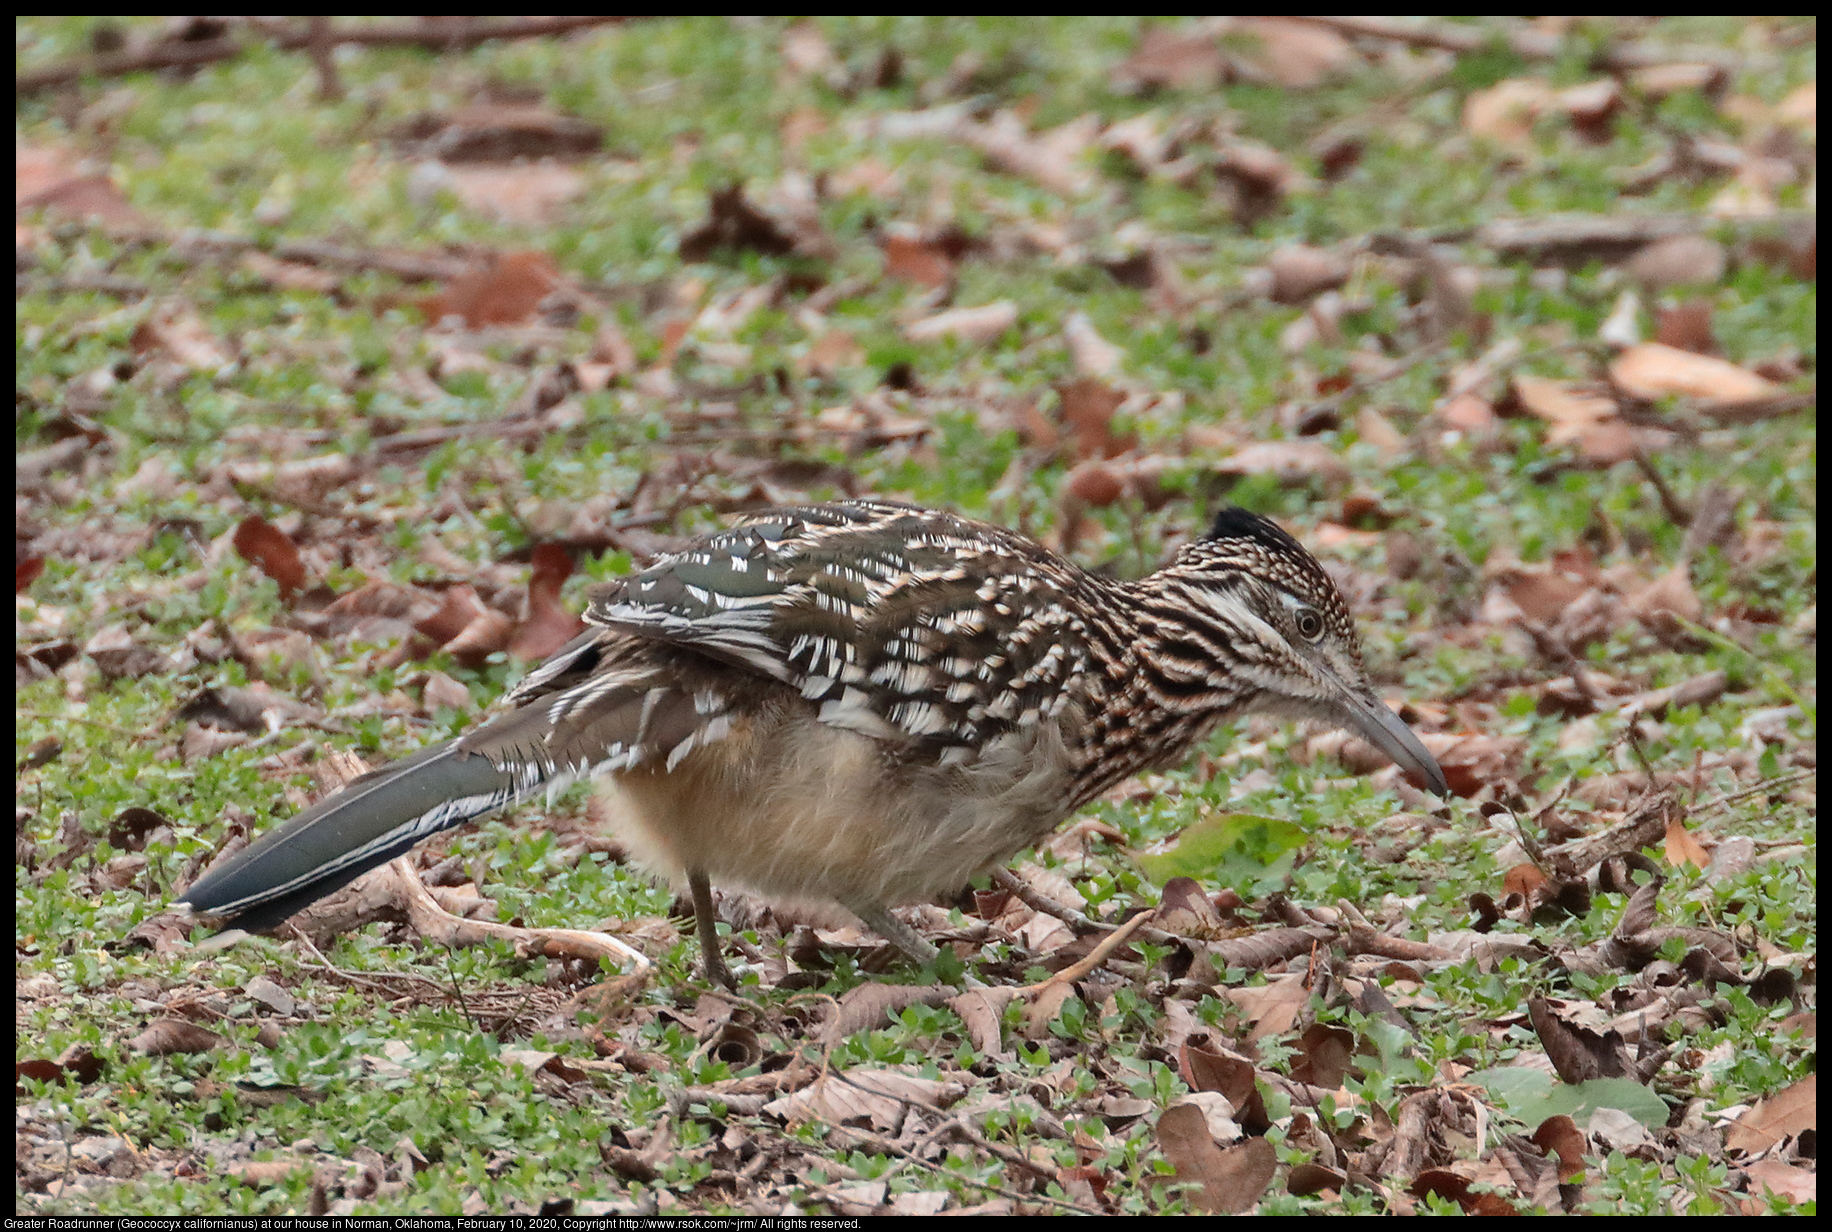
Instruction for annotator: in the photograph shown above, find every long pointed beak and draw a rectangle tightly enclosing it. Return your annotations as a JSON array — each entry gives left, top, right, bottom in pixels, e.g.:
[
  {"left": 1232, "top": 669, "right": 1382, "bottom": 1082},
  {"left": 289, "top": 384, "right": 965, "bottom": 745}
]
[{"left": 1336, "top": 690, "right": 1450, "bottom": 796}]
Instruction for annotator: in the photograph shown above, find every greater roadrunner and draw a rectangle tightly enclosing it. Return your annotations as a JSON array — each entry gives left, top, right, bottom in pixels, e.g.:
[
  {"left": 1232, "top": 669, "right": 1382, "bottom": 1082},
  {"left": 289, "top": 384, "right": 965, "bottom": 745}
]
[{"left": 181, "top": 499, "right": 1447, "bottom": 987}]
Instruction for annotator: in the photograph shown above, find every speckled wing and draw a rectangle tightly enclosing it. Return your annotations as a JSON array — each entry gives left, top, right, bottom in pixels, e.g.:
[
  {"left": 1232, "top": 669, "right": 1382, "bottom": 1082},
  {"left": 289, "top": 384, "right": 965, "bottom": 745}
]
[{"left": 583, "top": 500, "right": 1093, "bottom": 752}]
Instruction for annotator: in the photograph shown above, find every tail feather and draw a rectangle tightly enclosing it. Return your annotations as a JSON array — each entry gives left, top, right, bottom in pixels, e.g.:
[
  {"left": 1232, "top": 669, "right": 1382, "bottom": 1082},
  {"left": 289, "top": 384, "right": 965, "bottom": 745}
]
[
  {"left": 179, "top": 739, "right": 521, "bottom": 932},
  {"left": 177, "top": 658, "right": 721, "bottom": 933}
]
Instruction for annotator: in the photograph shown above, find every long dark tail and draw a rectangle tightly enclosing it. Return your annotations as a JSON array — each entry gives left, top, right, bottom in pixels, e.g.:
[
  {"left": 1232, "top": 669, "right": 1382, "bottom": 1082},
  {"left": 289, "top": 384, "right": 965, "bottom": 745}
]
[
  {"left": 177, "top": 633, "right": 725, "bottom": 932},
  {"left": 177, "top": 738, "right": 529, "bottom": 932}
]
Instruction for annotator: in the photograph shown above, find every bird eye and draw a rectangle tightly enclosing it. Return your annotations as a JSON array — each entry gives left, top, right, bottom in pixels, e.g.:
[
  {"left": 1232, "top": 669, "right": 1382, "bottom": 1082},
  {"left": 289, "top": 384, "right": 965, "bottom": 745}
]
[{"left": 1295, "top": 608, "right": 1324, "bottom": 640}]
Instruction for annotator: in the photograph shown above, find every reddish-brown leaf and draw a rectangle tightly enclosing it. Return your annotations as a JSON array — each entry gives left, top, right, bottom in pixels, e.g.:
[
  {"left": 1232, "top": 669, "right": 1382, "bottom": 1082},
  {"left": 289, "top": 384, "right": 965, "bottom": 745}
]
[
  {"left": 232, "top": 515, "right": 305, "bottom": 600},
  {"left": 17, "top": 554, "right": 45, "bottom": 593},
  {"left": 510, "top": 543, "right": 586, "bottom": 661},
  {"left": 1056, "top": 377, "right": 1133, "bottom": 461},
  {"left": 881, "top": 234, "right": 956, "bottom": 288},
  {"left": 422, "top": 250, "right": 563, "bottom": 328}
]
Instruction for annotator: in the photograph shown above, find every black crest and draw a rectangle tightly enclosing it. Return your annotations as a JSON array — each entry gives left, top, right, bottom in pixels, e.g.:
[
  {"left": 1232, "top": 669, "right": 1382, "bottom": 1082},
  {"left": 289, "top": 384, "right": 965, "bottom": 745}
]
[{"left": 1206, "top": 507, "right": 1308, "bottom": 558}]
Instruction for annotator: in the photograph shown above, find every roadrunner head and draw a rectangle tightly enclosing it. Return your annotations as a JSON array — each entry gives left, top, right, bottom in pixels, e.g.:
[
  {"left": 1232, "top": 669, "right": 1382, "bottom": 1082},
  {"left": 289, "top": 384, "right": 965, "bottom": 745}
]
[{"left": 1137, "top": 508, "right": 1448, "bottom": 794}]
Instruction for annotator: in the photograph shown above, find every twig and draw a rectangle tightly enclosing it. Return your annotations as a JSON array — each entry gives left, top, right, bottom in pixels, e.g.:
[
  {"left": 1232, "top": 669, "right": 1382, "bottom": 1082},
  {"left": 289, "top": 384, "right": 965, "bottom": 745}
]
[
  {"left": 1394, "top": 211, "right": 1818, "bottom": 265},
  {"left": 306, "top": 16, "right": 342, "bottom": 103},
  {"left": 387, "top": 857, "right": 653, "bottom": 975},
  {"left": 991, "top": 867, "right": 1181, "bottom": 950},
  {"left": 1022, "top": 909, "right": 1157, "bottom": 991},
  {"left": 19, "top": 16, "right": 638, "bottom": 93},
  {"left": 1629, "top": 449, "right": 1691, "bottom": 528},
  {"left": 1284, "top": 15, "right": 1751, "bottom": 73},
  {"left": 1690, "top": 769, "right": 1816, "bottom": 819},
  {"left": 1696, "top": 389, "right": 1817, "bottom": 425},
  {"left": 823, "top": 1121, "right": 1099, "bottom": 1216}
]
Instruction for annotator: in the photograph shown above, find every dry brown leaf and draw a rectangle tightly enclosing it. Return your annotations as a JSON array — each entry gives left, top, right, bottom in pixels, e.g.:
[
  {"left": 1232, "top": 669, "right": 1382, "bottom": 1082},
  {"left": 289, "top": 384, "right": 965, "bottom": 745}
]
[
  {"left": 956, "top": 111, "right": 1100, "bottom": 197},
  {"left": 1113, "top": 26, "right": 1228, "bottom": 93},
  {"left": 779, "top": 20, "right": 836, "bottom": 80},
  {"left": 1511, "top": 374, "right": 1642, "bottom": 462},
  {"left": 1266, "top": 243, "right": 1349, "bottom": 305},
  {"left": 800, "top": 328, "right": 865, "bottom": 377},
  {"left": 1355, "top": 406, "right": 1408, "bottom": 460},
  {"left": 827, "top": 155, "right": 901, "bottom": 199},
  {"left": 1654, "top": 300, "right": 1717, "bottom": 354},
  {"left": 420, "top": 669, "right": 473, "bottom": 715},
  {"left": 1064, "top": 459, "right": 1124, "bottom": 507},
  {"left": 1054, "top": 377, "right": 1134, "bottom": 462},
  {"left": 1226, "top": 971, "right": 1308, "bottom": 1041},
  {"left": 1438, "top": 392, "right": 1500, "bottom": 439},
  {"left": 1628, "top": 563, "right": 1702, "bottom": 629},
  {"left": 1559, "top": 78, "right": 1623, "bottom": 141},
  {"left": 16, "top": 161, "right": 148, "bottom": 228},
  {"left": 1512, "top": 375, "right": 1617, "bottom": 444},
  {"left": 1610, "top": 342, "right": 1782, "bottom": 407},
  {"left": 763, "top": 1067, "right": 962, "bottom": 1132},
  {"left": 1063, "top": 311, "right": 1124, "bottom": 377},
  {"left": 1100, "top": 112, "right": 1174, "bottom": 175},
  {"left": 1627, "top": 235, "right": 1728, "bottom": 290},
  {"left": 1628, "top": 63, "right": 1724, "bottom": 99},
  {"left": 1021, "top": 981, "right": 1077, "bottom": 1040},
  {"left": 1725, "top": 1073, "right": 1816, "bottom": 1155},
  {"left": 947, "top": 987, "right": 1020, "bottom": 1059},
  {"left": 1464, "top": 78, "right": 1556, "bottom": 147},
  {"left": 441, "top": 162, "right": 584, "bottom": 226},
  {"left": 1234, "top": 18, "right": 1356, "bottom": 90},
  {"left": 423, "top": 250, "right": 564, "bottom": 328},
  {"left": 1157, "top": 1104, "right": 1276, "bottom": 1214},
  {"left": 678, "top": 184, "right": 801, "bottom": 262},
  {"left": 1663, "top": 816, "right": 1712, "bottom": 871},
  {"left": 1744, "top": 1159, "right": 1817, "bottom": 1206},
  {"left": 509, "top": 543, "right": 586, "bottom": 661},
  {"left": 904, "top": 300, "right": 1018, "bottom": 345},
  {"left": 1776, "top": 81, "right": 1816, "bottom": 132},
  {"left": 1531, "top": 1115, "right": 1590, "bottom": 1183},
  {"left": 239, "top": 251, "right": 340, "bottom": 294},
  {"left": 132, "top": 307, "right": 233, "bottom": 371},
  {"left": 881, "top": 233, "right": 957, "bottom": 288},
  {"left": 1214, "top": 440, "right": 1350, "bottom": 489},
  {"left": 129, "top": 1020, "right": 226, "bottom": 1056}
]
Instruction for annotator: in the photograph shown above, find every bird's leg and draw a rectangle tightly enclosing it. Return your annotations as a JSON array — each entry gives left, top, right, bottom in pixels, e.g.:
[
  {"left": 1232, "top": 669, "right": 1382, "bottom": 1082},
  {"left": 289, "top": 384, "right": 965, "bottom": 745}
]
[
  {"left": 842, "top": 897, "right": 941, "bottom": 966},
  {"left": 688, "top": 868, "right": 737, "bottom": 991}
]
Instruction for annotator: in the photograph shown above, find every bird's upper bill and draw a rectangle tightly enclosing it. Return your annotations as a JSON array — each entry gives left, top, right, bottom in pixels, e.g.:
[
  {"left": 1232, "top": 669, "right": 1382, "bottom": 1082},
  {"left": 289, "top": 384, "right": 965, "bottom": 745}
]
[{"left": 1331, "top": 688, "right": 1450, "bottom": 796}]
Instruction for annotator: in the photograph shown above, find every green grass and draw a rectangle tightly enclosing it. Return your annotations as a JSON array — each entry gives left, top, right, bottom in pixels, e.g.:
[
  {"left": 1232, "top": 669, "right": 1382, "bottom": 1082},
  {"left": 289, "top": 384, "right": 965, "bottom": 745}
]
[{"left": 18, "top": 15, "right": 1816, "bottom": 1216}]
